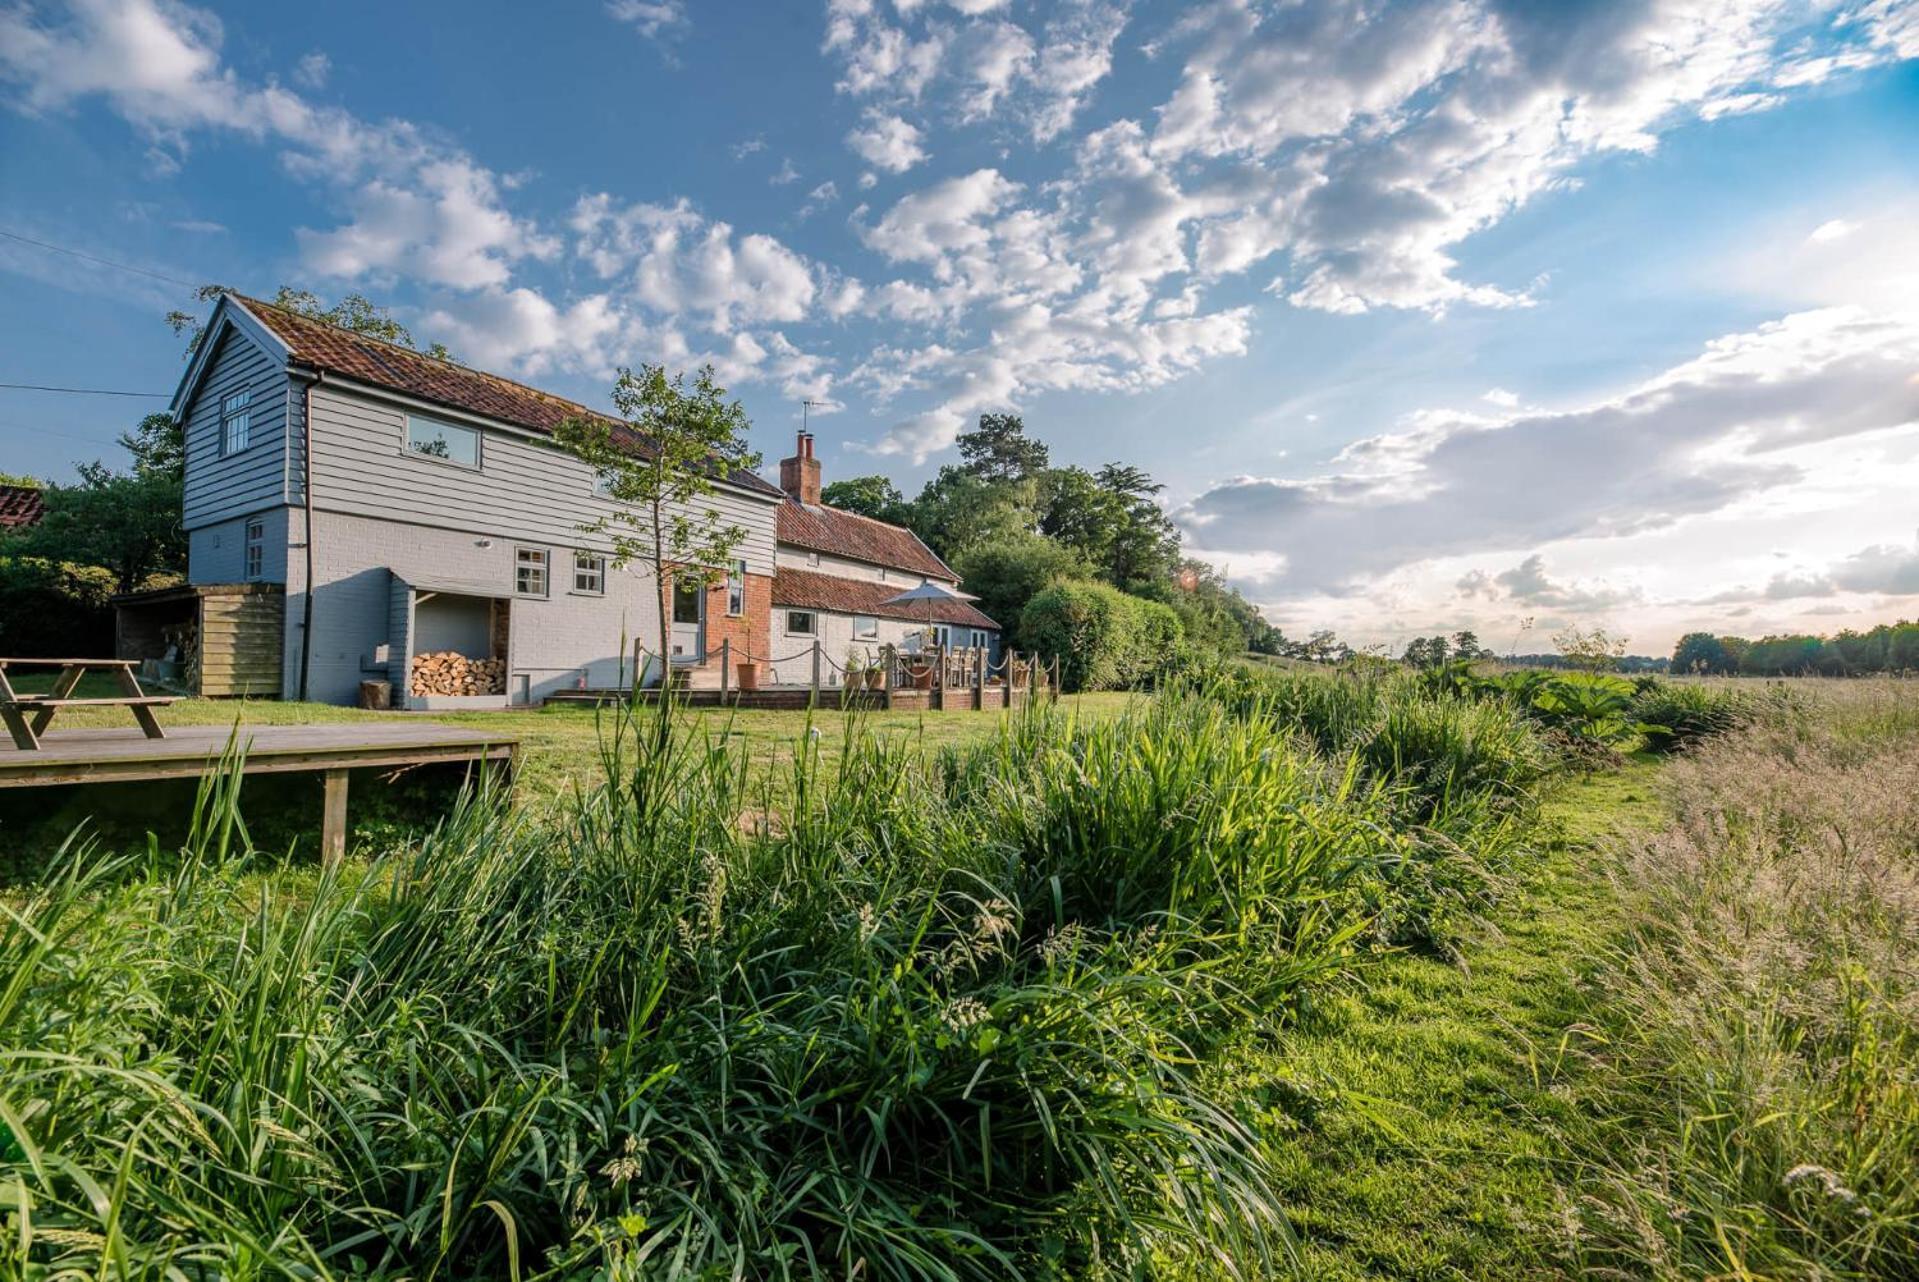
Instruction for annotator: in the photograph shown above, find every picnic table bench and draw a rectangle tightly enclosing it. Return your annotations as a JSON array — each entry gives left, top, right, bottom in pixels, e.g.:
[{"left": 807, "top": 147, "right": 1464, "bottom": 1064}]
[{"left": 0, "top": 657, "right": 176, "bottom": 751}]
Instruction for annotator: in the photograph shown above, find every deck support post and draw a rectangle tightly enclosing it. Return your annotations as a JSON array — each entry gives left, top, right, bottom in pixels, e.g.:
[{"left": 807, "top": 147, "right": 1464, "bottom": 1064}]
[
  {"left": 810, "top": 641, "right": 821, "bottom": 708},
  {"left": 321, "top": 768, "right": 349, "bottom": 866},
  {"left": 719, "top": 639, "right": 730, "bottom": 703}
]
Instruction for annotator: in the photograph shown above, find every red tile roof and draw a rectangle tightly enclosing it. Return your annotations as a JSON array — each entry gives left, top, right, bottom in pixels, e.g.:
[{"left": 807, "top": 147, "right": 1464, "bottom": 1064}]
[
  {"left": 230, "top": 294, "right": 782, "bottom": 497},
  {"left": 775, "top": 497, "right": 957, "bottom": 580},
  {"left": 772, "top": 567, "right": 998, "bottom": 630},
  {"left": 0, "top": 483, "right": 45, "bottom": 530}
]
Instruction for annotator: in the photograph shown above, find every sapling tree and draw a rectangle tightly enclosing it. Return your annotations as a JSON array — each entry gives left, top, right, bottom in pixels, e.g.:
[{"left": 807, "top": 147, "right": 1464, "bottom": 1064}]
[{"left": 556, "top": 364, "right": 761, "bottom": 690}]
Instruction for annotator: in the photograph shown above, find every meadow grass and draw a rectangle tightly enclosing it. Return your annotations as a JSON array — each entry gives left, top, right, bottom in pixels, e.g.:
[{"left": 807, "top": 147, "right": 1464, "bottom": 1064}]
[
  {"left": 1, "top": 680, "right": 1550, "bottom": 1280},
  {"left": 1561, "top": 680, "right": 1919, "bottom": 1279},
  {"left": 7, "top": 667, "right": 1907, "bottom": 1278}
]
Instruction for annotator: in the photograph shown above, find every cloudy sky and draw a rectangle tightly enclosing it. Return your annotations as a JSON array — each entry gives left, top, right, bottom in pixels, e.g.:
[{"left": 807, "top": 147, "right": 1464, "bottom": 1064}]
[{"left": 2, "top": 0, "right": 1916, "bottom": 654}]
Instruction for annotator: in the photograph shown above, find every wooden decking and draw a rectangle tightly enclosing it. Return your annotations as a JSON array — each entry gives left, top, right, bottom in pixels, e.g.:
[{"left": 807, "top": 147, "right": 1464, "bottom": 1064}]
[{"left": 1, "top": 722, "right": 517, "bottom": 862}]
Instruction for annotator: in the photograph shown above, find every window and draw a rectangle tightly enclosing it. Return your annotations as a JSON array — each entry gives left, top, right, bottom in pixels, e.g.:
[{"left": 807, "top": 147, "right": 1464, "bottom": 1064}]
[
  {"left": 406, "top": 414, "right": 481, "bottom": 468},
  {"left": 573, "top": 551, "right": 605, "bottom": 595},
  {"left": 243, "top": 518, "right": 264, "bottom": 580},
  {"left": 221, "top": 389, "right": 251, "bottom": 454},
  {"left": 805, "top": 550, "right": 820, "bottom": 567},
  {"left": 515, "top": 547, "right": 548, "bottom": 596},
  {"left": 853, "top": 614, "right": 878, "bottom": 640},
  {"left": 786, "top": 610, "right": 816, "bottom": 635},
  {"left": 726, "top": 560, "right": 746, "bottom": 616}
]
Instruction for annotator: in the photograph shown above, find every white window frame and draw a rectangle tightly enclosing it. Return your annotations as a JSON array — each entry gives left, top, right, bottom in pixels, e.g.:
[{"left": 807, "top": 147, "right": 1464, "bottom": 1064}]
[
  {"left": 572, "top": 550, "right": 605, "bottom": 596},
  {"left": 805, "top": 550, "right": 820, "bottom": 567},
  {"left": 243, "top": 517, "right": 264, "bottom": 580},
  {"left": 852, "top": 614, "right": 878, "bottom": 640},
  {"left": 405, "top": 413, "right": 482, "bottom": 469},
  {"left": 221, "top": 389, "right": 252, "bottom": 455},
  {"left": 786, "top": 610, "right": 817, "bottom": 635},
  {"left": 726, "top": 559, "right": 746, "bottom": 617},
  {"left": 515, "top": 546, "right": 549, "bottom": 597}
]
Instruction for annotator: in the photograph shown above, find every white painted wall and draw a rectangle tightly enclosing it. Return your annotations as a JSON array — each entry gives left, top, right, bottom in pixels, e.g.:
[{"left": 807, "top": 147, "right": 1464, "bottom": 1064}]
[{"left": 285, "top": 509, "right": 663, "bottom": 704}]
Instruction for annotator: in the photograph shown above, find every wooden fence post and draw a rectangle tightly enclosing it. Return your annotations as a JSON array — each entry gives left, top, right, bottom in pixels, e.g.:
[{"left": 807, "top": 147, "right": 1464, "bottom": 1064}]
[
  {"left": 719, "top": 638, "right": 730, "bottom": 701},
  {"left": 811, "top": 640, "right": 822, "bottom": 708},
  {"left": 975, "top": 645, "right": 984, "bottom": 709}
]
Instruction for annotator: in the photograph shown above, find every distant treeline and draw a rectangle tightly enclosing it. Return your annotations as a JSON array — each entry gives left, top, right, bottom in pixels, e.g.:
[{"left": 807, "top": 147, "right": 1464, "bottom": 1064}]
[
  {"left": 1507, "top": 652, "right": 1670, "bottom": 673},
  {"left": 1672, "top": 622, "right": 1919, "bottom": 676}
]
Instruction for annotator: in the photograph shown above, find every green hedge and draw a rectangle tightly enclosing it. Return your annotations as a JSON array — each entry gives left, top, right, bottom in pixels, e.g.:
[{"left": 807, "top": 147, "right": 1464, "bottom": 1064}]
[
  {"left": 0, "top": 555, "right": 117, "bottom": 657},
  {"left": 1020, "top": 580, "right": 1183, "bottom": 691}
]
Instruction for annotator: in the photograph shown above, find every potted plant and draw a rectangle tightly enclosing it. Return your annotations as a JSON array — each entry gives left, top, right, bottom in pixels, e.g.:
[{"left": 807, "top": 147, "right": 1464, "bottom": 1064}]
[
  {"left": 736, "top": 659, "right": 760, "bottom": 692},
  {"left": 843, "top": 648, "right": 866, "bottom": 690}
]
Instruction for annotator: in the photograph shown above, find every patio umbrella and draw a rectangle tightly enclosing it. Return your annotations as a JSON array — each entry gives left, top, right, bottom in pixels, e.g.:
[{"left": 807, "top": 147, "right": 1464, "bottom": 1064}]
[{"left": 879, "top": 581, "right": 979, "bottom": 662}]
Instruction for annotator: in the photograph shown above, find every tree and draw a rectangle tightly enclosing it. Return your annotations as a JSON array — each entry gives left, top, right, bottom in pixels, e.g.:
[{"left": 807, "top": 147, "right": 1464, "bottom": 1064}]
[
  {"left": 1671, "top": 631, "right": 1734, "bottom": 675},
  {"left": 820, "top": 474, "right": 907, "bottom": 522},
  {"left": 1450, "top": 630, "right": 1487, "bottom": 660},
  {"left": 0, "top": 471, "right": 40, "bottom": 487},
  {"left": 169, "top": 285, "right": 459, "bottom": 362},
  {"left": 906, "top": 465, "right": 1038, "bottom": 560},
  {"left": 958, "top": 413, "right": 1049, "bottom": 484},
  {"left": 1554, "top": 625, "right": 1629, "bottom": 674},
  {"left": 9, "top": 466, "right": 185, "bottom": 592},
  {"left": 1403, "top": 635, "right": 1448, "bottom": 669},
  {"left": 950, "top": 535, "right": 1092, "bottom": 650},
  {"left": 555, "top": 364, "right": 761, "bottom": 691},
  {"left": 119, "top": 412, "right": 184, "bottom": 483}
]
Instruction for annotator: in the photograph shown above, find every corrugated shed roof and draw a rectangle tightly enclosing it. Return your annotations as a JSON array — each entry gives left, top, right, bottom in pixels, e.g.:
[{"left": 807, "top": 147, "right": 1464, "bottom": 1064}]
[
  {"left": 0, "top": 483, "right": 45, "bottom": 529},
  {"left": 775, "top": 498, "right": 957, "bottom": 580},
  {"left": 772, "top": 567, "right": 998, "bottom": 630},
  {"left": 230, "top": 295, "right": 782, "bottom": 498}
]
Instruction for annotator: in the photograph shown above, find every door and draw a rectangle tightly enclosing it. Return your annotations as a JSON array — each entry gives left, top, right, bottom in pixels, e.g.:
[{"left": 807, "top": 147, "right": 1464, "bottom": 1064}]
[{"left": 670, "top": 579, "right": 705, "bottom": 663}]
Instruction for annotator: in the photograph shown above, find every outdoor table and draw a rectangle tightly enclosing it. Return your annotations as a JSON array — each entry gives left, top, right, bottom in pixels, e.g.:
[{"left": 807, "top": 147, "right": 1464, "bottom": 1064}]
[{"left": 0, "top": 657, "right": 175, "bottom": 750}]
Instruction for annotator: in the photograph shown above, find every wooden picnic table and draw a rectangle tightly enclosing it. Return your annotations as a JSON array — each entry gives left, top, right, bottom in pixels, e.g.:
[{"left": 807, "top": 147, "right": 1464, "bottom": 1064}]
[{"left": 0, "top": 657, "right": 176, "bottom": 751}]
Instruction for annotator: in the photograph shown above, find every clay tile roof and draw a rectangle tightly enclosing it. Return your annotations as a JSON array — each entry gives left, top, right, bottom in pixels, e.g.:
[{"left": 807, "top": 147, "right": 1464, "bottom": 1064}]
[
  {"left": 0, "top": 482, "right": 45, "bottom": 530},
  {"left": 775, "top": 498, "right": 957, "bottom": 581},
  {"left": 231, "top": 294, "right": 782, "bottom": 498},
  {"left": 772, "top": 567, "right": 998, "bottom": 630}
]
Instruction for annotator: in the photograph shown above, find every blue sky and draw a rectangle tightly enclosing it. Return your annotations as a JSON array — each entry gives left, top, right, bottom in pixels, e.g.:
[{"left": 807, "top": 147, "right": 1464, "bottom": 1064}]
[{"left": 2, "top": 0, "right": 1917, "bottom": 651}]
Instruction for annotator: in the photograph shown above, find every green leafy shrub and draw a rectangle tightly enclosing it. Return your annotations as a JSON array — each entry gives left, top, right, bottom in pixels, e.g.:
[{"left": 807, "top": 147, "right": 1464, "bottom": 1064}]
[
  {"left": 1019, "top": 579, "right": 1183, "bottom": 691},
  {"left": 1628, "top": 681, "right": 1751, "bottom": 753}
]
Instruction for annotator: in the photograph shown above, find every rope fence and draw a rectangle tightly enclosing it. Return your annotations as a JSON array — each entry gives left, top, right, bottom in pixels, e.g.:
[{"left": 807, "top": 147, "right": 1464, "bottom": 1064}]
[{"left": 611, "top": 633, "right": 1060, "bottom": 709}]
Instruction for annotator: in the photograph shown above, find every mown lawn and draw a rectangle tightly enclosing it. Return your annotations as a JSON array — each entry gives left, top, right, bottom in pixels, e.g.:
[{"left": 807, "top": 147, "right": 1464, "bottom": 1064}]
[
  {"left": 1, "top": 677, "right": 1136, "bottom": 862},
  {"left": 1217, "top": 761, "right": 1664, "bottom": 1280}
]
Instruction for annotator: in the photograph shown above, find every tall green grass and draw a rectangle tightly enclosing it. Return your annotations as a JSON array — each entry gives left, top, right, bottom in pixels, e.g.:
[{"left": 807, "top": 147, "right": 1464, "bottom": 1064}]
[
  {"left": 1, "top": 686, "right": 1549, "bottom": 1279},
  {"left": 1566, "top": 687, "right": 1919, "bottom": 1278}
]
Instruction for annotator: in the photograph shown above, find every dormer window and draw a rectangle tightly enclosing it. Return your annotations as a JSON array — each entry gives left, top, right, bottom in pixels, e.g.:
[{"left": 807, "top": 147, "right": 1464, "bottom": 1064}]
[{"left": 221, "top": 389, "right": 252, "bottom": 455}]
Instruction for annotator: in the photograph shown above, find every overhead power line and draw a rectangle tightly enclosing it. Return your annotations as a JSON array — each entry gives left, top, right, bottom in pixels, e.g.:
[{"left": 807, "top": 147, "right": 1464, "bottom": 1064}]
[
  {"left": 0, "top": 227, "right": 203, "bottom": 289},
  {"left": 0, "top": 382, "right": 166, "bottom": 398}
]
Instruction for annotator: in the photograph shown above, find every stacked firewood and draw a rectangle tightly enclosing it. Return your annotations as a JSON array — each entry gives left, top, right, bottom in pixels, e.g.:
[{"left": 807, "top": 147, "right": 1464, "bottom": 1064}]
[{"left": 409, "top": 651, "right": 506, "bottom": 696}]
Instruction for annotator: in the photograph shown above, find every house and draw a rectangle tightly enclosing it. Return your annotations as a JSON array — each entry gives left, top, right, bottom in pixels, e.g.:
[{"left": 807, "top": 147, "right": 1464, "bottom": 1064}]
[
  {"left": 117, "top": 292, "right": 996, "bottom": 706},
  {"left": 765, "top": 431, "right": 998, "bottom": 686},
  {"left": 0, "top": 482, "right": 45, "bottom": 530}
]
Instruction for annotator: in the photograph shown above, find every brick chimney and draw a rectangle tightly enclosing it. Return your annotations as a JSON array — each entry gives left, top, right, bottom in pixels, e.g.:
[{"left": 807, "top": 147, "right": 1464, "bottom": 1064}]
[{"left": 779, "top": 430, "right": 821, "bottom": 505}]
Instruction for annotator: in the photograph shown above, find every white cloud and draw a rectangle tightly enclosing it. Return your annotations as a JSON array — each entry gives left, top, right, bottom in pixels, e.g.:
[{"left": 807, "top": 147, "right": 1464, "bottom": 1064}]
[
  {"left": 0, "top": 0, "right": 557, "bottom": 293},
  {"left": 293, "top": 50, "right": 329, "bottom": 89},
  {"left": 769, "top": 158, "right": 801, "bottom": 186},
  {"left": 299, "top": 158, "right": 560, "bottom": 290},
  {"left": 606, "top": 0, "right": 687, "bottom": 41},
  {"left": 858, "top": 168, "right": 1021, "bottom": 262},
  {"left": 845, "top": 109, "right": 928, "bottom": 173},
  {"left": 1180, "top": 307, "right": 1919, "bottom": 596},
  {"left": 1809, "top": 218, "right": 1858, "bottom": 243},
  {"left": 730, "top": 135, "right": 767, "bottom": 160},
  {"left": 572, "top": 195, "right": 819, "bottom": 331}
]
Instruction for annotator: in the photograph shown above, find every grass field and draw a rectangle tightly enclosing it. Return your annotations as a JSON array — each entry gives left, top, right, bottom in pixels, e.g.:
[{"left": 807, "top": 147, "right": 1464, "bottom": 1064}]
[
  {"left": 1, "top": 672, "right": 1135, "bottom": 860},
  {"left": 3, "top": 672, "right": 1913, "bottom": 1278}
]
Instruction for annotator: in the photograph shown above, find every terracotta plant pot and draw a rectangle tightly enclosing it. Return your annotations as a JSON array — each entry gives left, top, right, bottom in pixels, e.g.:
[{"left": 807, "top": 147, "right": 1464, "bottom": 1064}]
[
  {"left": 865, "top": 668, "right": 886, "bottom": 690},
  {"left": 909, "top": 664, "right": 935, "bottom": 690},
  {"left": 736, "top": 662, "right": 759, "bottom": 692}
]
